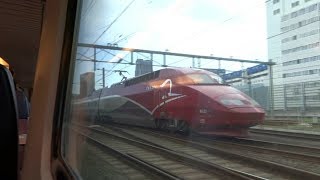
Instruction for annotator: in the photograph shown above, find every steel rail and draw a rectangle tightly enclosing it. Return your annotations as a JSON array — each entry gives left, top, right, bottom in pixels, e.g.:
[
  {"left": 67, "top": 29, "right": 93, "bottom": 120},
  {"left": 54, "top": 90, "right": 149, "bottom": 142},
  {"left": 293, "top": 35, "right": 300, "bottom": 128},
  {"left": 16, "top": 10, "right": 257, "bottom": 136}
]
[
  {"left": 74, "top": 123, "right": 257, "bottom": 180},
  {"left": 71, "top": 128, "right": 182, "bottom": 180},
  {"left": 203, "top": 137, "right": 320, "bottom": 163},
  {"left": 235, "top": 137, "right": 320, "bottom": 152},
  {"left": 104, "top": 126, "right": 269, "bottom": 180},
  {"left": 106, "top": 125, "right": 320, "bottom": 180},
  {"left": 249, "top": 128, "right": 320, "bottom": 141},
  {"left": 178, "top": 133, "right": 320, "bottom": 163}
]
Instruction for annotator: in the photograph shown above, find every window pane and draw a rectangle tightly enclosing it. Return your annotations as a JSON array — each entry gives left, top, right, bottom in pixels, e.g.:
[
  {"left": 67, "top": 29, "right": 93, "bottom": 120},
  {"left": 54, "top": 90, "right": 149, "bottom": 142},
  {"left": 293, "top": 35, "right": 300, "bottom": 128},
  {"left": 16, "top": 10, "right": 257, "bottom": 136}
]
[{"left": 61, "top": 0, "right": 320, "bottom": 179}]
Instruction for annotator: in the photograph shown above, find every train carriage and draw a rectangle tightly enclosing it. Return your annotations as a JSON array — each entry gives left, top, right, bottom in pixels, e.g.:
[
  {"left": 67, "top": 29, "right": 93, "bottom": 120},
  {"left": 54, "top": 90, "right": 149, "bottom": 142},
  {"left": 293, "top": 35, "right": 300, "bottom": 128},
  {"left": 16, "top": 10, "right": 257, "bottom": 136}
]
[{"left": 75, "top": 67, "right": 265, "bottom": 137}]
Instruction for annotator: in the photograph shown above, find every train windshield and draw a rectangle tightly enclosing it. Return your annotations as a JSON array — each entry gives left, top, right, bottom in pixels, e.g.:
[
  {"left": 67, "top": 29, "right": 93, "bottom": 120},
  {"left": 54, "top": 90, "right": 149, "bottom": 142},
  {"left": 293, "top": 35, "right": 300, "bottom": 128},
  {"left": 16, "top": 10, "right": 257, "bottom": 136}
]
[
  {"left": 209, "top": 74, "right": 224, "bottom": 84},
  {"left": 186, "top": 74, "right": 222, "bottom": 85}
]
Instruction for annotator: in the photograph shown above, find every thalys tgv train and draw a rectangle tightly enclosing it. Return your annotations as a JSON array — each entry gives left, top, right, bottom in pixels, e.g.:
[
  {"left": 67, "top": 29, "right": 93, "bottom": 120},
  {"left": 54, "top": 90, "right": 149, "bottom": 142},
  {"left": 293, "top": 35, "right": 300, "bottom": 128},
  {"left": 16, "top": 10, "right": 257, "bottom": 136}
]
[{"left": 74, "top": 68, "right": 265, "bottom": 137}]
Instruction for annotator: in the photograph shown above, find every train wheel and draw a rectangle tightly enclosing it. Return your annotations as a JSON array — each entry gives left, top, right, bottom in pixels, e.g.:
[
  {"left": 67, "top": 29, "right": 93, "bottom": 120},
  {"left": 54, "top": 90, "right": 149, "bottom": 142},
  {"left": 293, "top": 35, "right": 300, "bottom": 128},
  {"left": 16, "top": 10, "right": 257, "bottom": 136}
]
[
  {"left": 177, "top": 120, "right": 190, "bottom": 135},
  {"left": 159, "top": 119, "right": 169, "bottom": 131},
  {"left": 155, "top": 119, "right": 160, "bottom": 129},
  {"left": 94, "top": 115, "right": 100, "bottom": 124}
]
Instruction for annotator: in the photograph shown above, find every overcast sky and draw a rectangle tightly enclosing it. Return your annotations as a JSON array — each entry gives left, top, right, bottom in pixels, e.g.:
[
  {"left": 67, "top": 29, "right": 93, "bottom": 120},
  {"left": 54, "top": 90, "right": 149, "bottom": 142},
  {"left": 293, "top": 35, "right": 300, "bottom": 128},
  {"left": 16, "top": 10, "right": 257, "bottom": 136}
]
[{"left": 74, "top": 0, "right": 267, "bottom": 91}]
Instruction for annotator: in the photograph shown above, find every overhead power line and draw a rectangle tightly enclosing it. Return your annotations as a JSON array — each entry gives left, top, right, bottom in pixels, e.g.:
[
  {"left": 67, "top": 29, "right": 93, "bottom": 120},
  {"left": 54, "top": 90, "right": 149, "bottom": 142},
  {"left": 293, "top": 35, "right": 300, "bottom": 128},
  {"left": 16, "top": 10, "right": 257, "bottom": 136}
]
[
  {"left": 78, "top": 43, "right": 275, "bottom": 65},
  {"left": 77, "top": 0, "right": 136, "bottom": 65},
  {"left": 89, "top": 0, "right": 136, "bottom": 47}
]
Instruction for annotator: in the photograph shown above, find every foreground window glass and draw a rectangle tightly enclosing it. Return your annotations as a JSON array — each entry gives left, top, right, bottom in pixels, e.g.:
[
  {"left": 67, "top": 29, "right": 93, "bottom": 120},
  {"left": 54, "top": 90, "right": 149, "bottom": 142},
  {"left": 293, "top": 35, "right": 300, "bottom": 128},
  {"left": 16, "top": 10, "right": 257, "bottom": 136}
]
[{"left": 62, "top": 0, "right": 320, "bottom": 179}]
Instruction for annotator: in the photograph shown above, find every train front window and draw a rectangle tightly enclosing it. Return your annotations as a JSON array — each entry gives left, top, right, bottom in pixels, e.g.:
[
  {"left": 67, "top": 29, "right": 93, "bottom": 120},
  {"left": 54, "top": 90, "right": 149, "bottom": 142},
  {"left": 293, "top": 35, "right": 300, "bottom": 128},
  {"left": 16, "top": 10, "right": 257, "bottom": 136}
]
[
  {"left": 60, "top": 0, "right": 319, "bottom": 180},
  {"left": 209, "top": 74, "right": 223, "bottom": 84},
  {"left": 186, "top": 74, "right": 221, "bottom": 85}
]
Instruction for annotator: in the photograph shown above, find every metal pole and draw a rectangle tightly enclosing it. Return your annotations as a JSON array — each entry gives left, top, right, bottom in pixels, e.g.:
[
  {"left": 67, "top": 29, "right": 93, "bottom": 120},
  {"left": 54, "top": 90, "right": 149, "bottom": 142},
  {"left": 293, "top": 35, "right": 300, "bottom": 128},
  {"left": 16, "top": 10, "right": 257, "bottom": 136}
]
[
  {"left": 284, "top": 85, "right": 287, "bottom": 111},
  {"left": 94, "top": 47, "right": 97, "bottom": 71},
  {"left": 301, "top": 82, "right": 306, "bottom": 113},
  {"left": 102, "top": 68, "right": 105, "bottom": 88},
  {"left": 192, "top": 57, "right": 195, "bottom": 68},
  {"left": 163, "top": 54, "right": 166, "bottom": 66},
  {"left": 248, "top": 79, "right": 253, "bottom": 98},
  {"left": 130, "top": 51, "right": 133, "bottom": 64},
  {"left": 78, "top": 43, "right": 275, "bottom": 65},
  {"left": 268, "top": 62, "right": 274, "bottom": 117}
]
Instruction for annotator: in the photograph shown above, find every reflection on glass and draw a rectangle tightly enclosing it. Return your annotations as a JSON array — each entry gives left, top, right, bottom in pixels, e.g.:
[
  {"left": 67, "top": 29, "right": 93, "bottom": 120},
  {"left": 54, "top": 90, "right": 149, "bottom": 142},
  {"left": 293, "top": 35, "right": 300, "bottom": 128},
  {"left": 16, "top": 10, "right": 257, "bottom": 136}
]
[{"left": 61, "top": 0, "right": 319, "bottom": 179}]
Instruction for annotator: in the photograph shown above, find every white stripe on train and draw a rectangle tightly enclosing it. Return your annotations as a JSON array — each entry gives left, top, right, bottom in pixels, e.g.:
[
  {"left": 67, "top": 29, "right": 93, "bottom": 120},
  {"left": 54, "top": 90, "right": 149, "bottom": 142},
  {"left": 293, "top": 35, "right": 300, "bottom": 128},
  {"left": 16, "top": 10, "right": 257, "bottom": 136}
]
[{"left": 73, "top": 94, "right": 187, "bottom": 117}]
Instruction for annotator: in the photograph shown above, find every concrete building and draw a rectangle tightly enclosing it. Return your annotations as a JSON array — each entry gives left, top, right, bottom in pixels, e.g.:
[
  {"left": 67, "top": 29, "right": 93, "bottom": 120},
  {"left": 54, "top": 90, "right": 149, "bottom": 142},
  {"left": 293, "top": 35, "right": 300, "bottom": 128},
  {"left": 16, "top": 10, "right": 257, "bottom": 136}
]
[
  {"left": 80, "top": 72, "right": 95, "bottom": 98},
  {"left": 135, "top": 59, "right": 153, "bottom": 76},
  {"left": 266, "top": 0, "right": 320, "bottom": 114},
  {"left": 223, "top": 65, "right": 270, "bottom": 110},
  {"left": 195, "top": 0, "right": 320, "bottom": 116}
]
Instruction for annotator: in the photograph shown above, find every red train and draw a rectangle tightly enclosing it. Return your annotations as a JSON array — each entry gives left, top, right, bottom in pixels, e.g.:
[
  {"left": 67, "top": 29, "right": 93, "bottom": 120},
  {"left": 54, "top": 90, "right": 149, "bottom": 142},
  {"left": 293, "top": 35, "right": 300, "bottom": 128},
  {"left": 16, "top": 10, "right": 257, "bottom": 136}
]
[{"left": 74, "top": 68, "right": 265, "bottom": 137}]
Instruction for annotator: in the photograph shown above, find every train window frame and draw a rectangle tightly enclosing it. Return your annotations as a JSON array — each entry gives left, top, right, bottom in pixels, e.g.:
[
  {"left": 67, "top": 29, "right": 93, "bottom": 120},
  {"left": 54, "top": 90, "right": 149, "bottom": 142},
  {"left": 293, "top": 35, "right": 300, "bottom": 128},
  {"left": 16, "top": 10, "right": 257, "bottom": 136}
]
[
  {"left": 45, "top": 1, "right": 269, "bottom": 179},
  {"left": 49, "top": 0, "right": 82, "bottom": 179}
]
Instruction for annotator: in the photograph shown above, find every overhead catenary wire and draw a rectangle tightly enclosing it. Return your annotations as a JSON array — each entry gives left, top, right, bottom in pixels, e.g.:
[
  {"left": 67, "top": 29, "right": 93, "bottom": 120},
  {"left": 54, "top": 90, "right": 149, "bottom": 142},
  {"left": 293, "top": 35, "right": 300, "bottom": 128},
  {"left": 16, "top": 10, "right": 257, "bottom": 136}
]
[
  {"left": 81, "top": 0, "right": 96, "bottom": 23},
  {"left": 178, "top": 1, "right": 266, "bottom": 46},
  {"left": 100, "top": 49, "right": 131, "bottom": 63},
  {"left": 78, "top": 32, "right": 137, "bottom": 71},
  {"left": 77, "top": 0, "right": 136, "bottom": 65},
  {"left": 78, "top": 1, "right": 269, "bottom": 71},
  {"left": 76, "top": 1, "right": 281, "bottom": 85},
  {"left": 76, "top": 49, "right": 104, "bottom": 60},
  {"left": 87, "top": 0, "right": 136, "bottom": 46},
  {"left": 103, "top": 64, "right": 132, "bottom": 83},
  {"left": 93, "top": 32, "right": 139, "bottom": 70}
]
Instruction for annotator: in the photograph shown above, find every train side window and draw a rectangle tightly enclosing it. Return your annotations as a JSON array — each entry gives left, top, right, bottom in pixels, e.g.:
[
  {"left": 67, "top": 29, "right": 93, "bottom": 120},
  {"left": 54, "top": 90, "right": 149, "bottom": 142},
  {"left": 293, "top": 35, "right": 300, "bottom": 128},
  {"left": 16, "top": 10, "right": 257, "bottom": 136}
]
[{"left": 58, "top": 1, "right": 271, "bottom": 180}]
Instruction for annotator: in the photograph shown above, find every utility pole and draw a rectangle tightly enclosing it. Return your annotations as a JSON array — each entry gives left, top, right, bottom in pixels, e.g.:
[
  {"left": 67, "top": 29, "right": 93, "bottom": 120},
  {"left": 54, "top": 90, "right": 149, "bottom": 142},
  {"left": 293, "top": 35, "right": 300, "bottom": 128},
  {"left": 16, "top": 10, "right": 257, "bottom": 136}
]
[
  {"left": 268, "top": 59, "right": 274, "bottom": 118},
  {"left": 192, "top": 57, "right": 195, "bottom": 68},
  {"left": 102, "top": 67, "right": 105, "bottom": 87},
  {"left": 97, "top": 68, "right": 106, "bottom": 88},
  {"left": 94, "top": 47, "right": 97, "bottom": 71}
]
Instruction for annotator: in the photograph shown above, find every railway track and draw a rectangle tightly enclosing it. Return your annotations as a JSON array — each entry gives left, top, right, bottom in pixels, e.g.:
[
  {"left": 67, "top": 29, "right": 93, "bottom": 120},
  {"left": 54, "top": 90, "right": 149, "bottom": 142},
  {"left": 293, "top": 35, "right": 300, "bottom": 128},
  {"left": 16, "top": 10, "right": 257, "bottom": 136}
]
[
  {"left": 81, "top": 123, "right": 320, "bottom": 180},
  {"left": 249, "top": 128, "right": 320, "bottom": 141},
  {"left": 72, "top": 124, "right": 259, "bottom": 180},
  {"left": 75, "top": 135, "right": 158, "bottom": 180},
  {"left": 71, "top": 128, "right": 179, "bottom": 180},
  {"left": 228, "top": 136, "right": 320, "bottom": 157},
  {"left": 190, "top": 135, "right": 320, "bottom": 174},
  {"left": 261, "top": 120, "right": 299, "bottom": 126}
]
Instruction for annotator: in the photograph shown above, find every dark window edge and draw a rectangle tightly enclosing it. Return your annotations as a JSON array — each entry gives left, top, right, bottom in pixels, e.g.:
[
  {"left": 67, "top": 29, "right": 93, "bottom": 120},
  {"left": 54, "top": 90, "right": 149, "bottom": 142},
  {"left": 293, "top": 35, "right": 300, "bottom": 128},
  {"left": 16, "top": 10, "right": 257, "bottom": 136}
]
[{"left": 50, "top": 0, "right": 81, "bottom": 179}]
